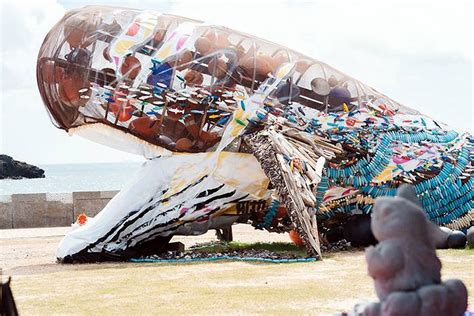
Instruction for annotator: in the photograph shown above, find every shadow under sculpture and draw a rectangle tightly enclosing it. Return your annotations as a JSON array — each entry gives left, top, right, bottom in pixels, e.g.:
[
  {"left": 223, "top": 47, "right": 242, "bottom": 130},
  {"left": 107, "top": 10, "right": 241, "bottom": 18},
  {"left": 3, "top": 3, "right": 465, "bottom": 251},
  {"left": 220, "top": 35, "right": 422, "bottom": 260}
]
[{"left": 364, "top": 185, "right": 468, "bottom": 316}]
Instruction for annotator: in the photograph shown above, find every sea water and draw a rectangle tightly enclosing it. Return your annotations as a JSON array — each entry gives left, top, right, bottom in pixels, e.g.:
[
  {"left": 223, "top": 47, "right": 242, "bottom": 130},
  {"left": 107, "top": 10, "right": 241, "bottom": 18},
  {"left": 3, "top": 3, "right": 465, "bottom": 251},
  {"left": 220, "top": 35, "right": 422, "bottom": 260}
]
[{"left": 0, "top": 162, "right": 143, "bottom": 195}]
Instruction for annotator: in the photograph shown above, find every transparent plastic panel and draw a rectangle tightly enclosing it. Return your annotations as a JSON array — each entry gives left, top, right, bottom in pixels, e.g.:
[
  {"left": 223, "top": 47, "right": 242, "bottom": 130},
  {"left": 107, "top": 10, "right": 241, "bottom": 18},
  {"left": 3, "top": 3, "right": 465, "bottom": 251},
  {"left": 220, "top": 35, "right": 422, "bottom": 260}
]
[{"left": 37, "top": 5, "right": 414, "bottom": 153}]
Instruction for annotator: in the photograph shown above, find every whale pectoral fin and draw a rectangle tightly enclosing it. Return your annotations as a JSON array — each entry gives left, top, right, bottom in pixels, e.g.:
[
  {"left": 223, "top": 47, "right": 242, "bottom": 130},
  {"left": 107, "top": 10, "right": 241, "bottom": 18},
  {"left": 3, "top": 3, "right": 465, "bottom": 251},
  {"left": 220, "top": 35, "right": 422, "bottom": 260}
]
[
  {"left": 244, "top": 129, "right": 335, "bottom": 258},
  {"left": 57, "top": 153, "right": 266, "bottom": 263}
]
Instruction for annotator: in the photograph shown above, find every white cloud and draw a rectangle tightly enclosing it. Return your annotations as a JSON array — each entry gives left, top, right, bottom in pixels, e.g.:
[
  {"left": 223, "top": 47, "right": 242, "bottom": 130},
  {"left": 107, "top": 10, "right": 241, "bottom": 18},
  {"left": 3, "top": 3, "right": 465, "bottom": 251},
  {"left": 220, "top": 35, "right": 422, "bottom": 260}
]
[
  {"left": 1, "top": 0, "right": 65, "bottom": 90},
  {"left": 0, "top": 0, "right": 142, "bottom": 163}
]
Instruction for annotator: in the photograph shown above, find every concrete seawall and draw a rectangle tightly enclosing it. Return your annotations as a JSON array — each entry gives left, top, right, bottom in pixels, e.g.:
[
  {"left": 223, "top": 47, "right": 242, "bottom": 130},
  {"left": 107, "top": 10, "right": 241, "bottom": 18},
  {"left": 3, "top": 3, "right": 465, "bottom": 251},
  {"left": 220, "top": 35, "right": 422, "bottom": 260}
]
[{"left": 0, "top": 191, "right": 119, "bottom": 229}]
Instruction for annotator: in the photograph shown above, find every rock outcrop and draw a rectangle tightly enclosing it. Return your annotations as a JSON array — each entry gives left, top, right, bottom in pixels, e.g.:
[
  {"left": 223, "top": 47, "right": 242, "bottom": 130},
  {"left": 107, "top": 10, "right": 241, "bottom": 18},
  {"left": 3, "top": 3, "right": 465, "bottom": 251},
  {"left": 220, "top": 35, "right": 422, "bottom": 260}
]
[{"left": 0, "top": 155, "right": 45, "bottom": 179}]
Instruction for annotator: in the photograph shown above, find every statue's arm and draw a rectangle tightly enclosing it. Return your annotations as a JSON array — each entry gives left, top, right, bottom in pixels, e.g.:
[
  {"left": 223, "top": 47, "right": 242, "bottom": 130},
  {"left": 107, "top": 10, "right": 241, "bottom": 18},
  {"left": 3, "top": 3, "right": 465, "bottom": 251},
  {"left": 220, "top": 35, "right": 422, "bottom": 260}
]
[{"left": 366, "top": 243, "right": 404, "bottom": 279}]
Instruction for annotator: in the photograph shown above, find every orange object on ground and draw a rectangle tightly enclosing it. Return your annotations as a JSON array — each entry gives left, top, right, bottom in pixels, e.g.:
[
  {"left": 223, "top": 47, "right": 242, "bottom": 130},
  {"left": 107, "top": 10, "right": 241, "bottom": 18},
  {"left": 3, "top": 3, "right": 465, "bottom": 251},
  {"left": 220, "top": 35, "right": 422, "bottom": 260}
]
[
  {"left": 289, "top": 230, "right": 304, "bottom": 247},
  {"left": 77, "top": 213, "right": 88, "bottom": 225}
]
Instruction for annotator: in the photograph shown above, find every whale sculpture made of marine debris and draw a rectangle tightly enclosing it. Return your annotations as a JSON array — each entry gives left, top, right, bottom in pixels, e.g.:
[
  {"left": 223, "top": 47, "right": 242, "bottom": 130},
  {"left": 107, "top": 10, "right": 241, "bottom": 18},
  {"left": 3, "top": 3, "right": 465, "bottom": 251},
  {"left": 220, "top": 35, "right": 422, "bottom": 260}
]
[{"left": 36, "top": 6, "right": 473, "bottom": 262}]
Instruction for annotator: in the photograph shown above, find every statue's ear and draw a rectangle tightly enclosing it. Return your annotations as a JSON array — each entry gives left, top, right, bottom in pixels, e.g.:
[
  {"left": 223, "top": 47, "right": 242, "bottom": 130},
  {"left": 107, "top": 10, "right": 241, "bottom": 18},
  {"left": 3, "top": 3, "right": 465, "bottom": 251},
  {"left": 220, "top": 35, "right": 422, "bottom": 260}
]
[{"left": 397, "top": 184, "right": 422, "bottom": 208}]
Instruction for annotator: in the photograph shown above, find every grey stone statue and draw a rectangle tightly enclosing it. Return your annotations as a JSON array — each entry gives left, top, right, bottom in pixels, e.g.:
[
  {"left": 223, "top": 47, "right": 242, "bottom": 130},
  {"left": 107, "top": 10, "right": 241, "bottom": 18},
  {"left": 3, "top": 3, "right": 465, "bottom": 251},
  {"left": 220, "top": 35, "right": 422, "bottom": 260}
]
[
  {"left": 467, "top": 226, "right": 474, "bottom": 248},
  {"left": 363, "top": 185, "right": 468, "bottom": 316}
]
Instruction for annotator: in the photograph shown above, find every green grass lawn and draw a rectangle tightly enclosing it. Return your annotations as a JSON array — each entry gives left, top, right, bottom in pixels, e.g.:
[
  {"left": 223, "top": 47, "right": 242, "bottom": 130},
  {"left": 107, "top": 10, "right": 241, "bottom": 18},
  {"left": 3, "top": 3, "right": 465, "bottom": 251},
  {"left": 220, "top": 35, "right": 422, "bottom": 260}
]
[{"left": 9, "top": 247, "right": 473, "bottom": 315}]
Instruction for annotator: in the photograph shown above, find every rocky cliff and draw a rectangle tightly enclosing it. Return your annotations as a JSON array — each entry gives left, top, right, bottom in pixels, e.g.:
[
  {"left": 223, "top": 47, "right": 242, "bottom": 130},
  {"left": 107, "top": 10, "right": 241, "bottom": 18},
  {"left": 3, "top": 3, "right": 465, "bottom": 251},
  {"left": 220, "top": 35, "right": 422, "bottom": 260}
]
[{"left": 0, "top": 155, "right": 45, "bottom": 179}]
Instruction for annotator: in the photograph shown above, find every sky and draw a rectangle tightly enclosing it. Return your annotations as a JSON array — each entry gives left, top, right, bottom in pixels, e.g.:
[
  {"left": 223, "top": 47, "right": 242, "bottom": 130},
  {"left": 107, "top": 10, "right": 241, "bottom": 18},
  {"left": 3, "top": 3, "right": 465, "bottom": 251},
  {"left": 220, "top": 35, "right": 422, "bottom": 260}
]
[{"left": 0, "top": 0, "right": 472, "bottom": 164}]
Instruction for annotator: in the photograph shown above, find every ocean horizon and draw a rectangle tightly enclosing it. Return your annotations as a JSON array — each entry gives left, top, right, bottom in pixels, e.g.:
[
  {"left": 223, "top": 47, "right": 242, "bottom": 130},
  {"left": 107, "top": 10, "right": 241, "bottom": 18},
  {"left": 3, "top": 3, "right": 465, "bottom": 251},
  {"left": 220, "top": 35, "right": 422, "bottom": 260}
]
[{"left": 0, "top": 162, "right": 143, "bottom": 196}]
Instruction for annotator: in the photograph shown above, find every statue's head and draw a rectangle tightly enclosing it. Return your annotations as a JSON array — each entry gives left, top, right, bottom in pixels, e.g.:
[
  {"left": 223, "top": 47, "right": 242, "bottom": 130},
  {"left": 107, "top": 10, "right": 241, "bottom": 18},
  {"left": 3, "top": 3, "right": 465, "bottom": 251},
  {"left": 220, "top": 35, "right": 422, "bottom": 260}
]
[{"left": 371, "top": 185, "right": 430, "bottom": 242}]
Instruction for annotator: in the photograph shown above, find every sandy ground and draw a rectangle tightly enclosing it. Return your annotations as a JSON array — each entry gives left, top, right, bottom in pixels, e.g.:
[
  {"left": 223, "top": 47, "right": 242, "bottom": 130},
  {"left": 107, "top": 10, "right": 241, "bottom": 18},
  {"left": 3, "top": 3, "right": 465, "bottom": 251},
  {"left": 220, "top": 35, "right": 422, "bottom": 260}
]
[{"left": 1, "top": 225, "right": 473, "bottom": 315}]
